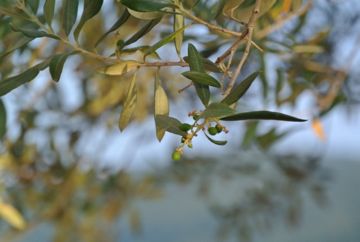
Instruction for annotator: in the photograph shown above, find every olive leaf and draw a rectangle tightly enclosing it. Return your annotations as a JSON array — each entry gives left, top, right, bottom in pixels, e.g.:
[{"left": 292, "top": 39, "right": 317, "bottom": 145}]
[
  {"left": 187, "top": 43, "right": 210, "bottom": 106},
  {"left": 63, "top": 0, "right": 79, "bottom": 36},
  {"left": 154, "top": 115, "right": 187, "bottom": 136},
  {"left": 154, "top": 72, "right": 169, "bottom": 141},
  {"left": 221, "top": 71, "right": 259, "bottom": 105},
  {"left": 0, "top": 99, "right": 7, "bottom": 139},
  {"left": 0, "top": 66, "right": 40, "bottom": 96},
  {"left": 0, "top": 202, "right": 26, "bottom": 230},
  {"left": 173, "top": 0, "right": 184, "bottom": 56},
  {"left": 119, "top": 73, "right": 138, "bottom": 131},
  {"left": 74, "top": 0, "right": 103, "bottom": 41},
  {"left": 26, "top": 0, "right": 40, "bottom": 14},
  {"left": 49, "top": 52, "right": 77, "bottom": 82},
  {"left": 95, "top": 9, "right": 130, "bottom": 47},
  {"left": 10, "top": 25, "right": 59, "bottom": 40},
  {"left": 44, "top": 0, "right": 55, "bottom": 27},
  {"left": 182, "top": 71, "right": 221, "bottom": 88},
  {"left": 183, "top": 56, "right": 221, "bottom": 73},
  {"left": 221, "top": 111, "right": 306, "bottom": 122},
  {"left": 128, "top": 9, "right": 164, "bottom": 20},
  {"left": 120, "top": 18, "right": 162, "bottom": 49},
  {"left": 201, "top": 102, "right": 235, "bottom": 119},
  {"left": 121, "top": 0, "right": 174, "bottom": 12},
  {"left": 102, "top": 61, "right": 139, "bottom": 76},
  {"left": 143, "top": 24, "right": 189, "bottom": 59},
  {"left": 204, "top": 133, "right": 227, "bottom": 146}
]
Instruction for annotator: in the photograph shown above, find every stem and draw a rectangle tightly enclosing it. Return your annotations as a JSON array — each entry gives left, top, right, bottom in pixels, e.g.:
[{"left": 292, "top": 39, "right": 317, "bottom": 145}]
[{"left": 223, "top": 0, "right": 262, "bottom": 96}]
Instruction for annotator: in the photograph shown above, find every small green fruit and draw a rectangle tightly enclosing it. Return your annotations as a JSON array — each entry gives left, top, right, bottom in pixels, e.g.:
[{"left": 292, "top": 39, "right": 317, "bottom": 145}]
[
  {"left": 172, "top": 150, "right": 182, "bottom": 160},
  {"left": 208, "top": 127, "right": 218, "bottom": 136},
  {"left": 215, "top": 124, "right": 223, "bottom": 133},
  {"left": 179, "top": 123, "right": 192, "bottom": 132},
  {"left": 193, "top": 114, "right": 200, "bottom": 121}
]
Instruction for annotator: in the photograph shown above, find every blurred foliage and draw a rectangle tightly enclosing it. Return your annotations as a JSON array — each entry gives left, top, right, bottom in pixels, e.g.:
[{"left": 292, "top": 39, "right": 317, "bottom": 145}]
[{"left": 0, "top": 0, "right": 359, "bottom": 240}]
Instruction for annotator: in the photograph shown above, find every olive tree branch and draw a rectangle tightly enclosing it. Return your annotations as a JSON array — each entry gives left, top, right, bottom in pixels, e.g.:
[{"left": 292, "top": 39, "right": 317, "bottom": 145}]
[{"left": 223, "top": 0, "right": 262, "bottom": 96}]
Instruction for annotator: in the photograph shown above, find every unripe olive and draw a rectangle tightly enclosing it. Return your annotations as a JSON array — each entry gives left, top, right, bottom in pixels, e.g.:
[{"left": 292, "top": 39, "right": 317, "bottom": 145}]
[
  {"left": 179, "top": 123, "right": 192, "bottom": 132},
  {"left": 208, "top": 127, "right": 218, "bottom": 136},
  {"left": 193, "top": 114, "right": 200, "bottom": 121},
  {"left": 172, "top": 150, "right": 182, "bottom": 160},
  {"left": 215, "top": 124, "right": 223, "bottom": 133}
]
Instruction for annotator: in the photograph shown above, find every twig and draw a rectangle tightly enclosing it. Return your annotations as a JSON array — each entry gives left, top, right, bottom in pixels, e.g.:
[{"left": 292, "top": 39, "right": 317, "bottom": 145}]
[
  {"left": 178, "top": 83, "right": 193, "bottom": 93},
  {"left": 223, "top": 0, "right": 262, "bottom": 96}
]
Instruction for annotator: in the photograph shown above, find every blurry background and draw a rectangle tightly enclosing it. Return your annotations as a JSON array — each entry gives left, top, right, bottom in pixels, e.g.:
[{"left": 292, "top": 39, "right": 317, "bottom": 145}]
[{"left": 0, "top": 0, "right": 359, "bottom": 241}]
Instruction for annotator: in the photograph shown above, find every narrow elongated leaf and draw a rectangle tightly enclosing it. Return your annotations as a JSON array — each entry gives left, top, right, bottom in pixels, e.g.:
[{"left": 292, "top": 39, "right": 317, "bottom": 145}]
[
  {"left": 221, "top": 111, "right": 307, "bottom": 122},
  {"left": 63, "top": 0, "right": 79, "bottom": 36},
  {"left": 187, "top": 43, "right": 204, "bottom": 72},
  {"left": 26, "top": 0, "right": 39, "bottom": 14},
  {"left": 204, "top": 133, "right": 227, "bottom": 146},
  {"left": 10, "top": 25, "right": 59, "bottom": 39},
  {"left": 44, "top": 0, "right": 55, "bottom": 27},
  {"left": 121, "top": 0, "right": 173, "bottom": 12},
  {"left": 128, "top": 9, "right": 163, "bottom": 20},
  {"left": 187, "top": 43, "right": 210, "bottom": 106},
  {"left": 95, "top": 9, "right": 130, "bottom": 47},
  {"left": 119, "top": 73, "right": 137, "bottom": 131},
  {"left": 0, "top": 37, "right": 32, "bottom": 59},
  {"left": 201, "top": 102, "right": 235, "bottom": 119},
  {"left": 0, "top": 202, "right": 26, "bottom": 230},
  {"left": 74, "top": 0, "right": 103, "bottom": 41},
  {"left": 102, "top": 61, "right": 139, "bottom": 76},
  {"left": 183, "top": 56, "right": 221, "bottom": 73},
  {"left": 0, "top": 67, "right": 39, "bottom": 96},
  {"left": 0, "top": 99, "right": 6, "bottom": 139},
  {"left": 49, "top": 52, "right": 76, "bottom": 82},
  {"left": 154, "top": 115, "right": 187, "bottom": 136},
  {"left": 173, "top": 0, "right": 184, "bottom": 56},
  {"left": 143, "top": 24, "right": 188, "bottom": 58},
  {"left": 121, "top": 18, "right": 162, "bottom": 49},
  {"left": 221, "top": 71, "right": 259, "bottom": 105},
  {"left": 154, "top": 73, "right": 169, "bottom": 141},
  {"left": 182, "top": 71, "right": 221, "bottom": 88}
]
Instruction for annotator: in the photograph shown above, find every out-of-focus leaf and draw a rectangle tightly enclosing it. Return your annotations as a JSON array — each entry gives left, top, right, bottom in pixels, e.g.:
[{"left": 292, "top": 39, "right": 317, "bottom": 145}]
[
  {"left": 0, "top": 67, "right": 39, "bottom": 96},
  {"left": 128, "top": 9, "right": 163, "bottom": 20},
  {"left": 63, "top": 0, "right": 79, "bottom": 36},
  {"left": 121, "top": 0, "right": 173, "bottom": 12},
  {"left": 0, "top": 202, "right": 26, "bottom": 230},
  {"left": 74, "top": 0, "right": 103, "bottom": 41},
  {"left": 26, "top": 0, "right": 39, "bottom": 14},
  {"left": 119, "top": 73, "right": 137, "bottom": 131},
  {"left": 241, "top": 121, "right": 258, "bottom": 149},
  {"left": 154, "top": 73, "right": 169, "bottom": 141},
  {"left": 10, "top": 25, "right": 59, "bottom": 39},
  {"left": 183, "top": 56, "right": 221, "bottom": 73},
  {"left": 221, "top": 111, "right": 307, "bottom": 122},
  {"left": 173, "top": 0, "right": 184, "bottom": 56},
  {"left": 49, "top": 52, "right": 77, "bottom": 82},
  {"left": 144, "top": 24, "right": 188, "bottom": 58},
  {"left": 221, "top": 71, "right": 258, "bottom": 105},
  {"left": 102, "top": 61, "right": 139, "bottom": 76},
  {"left": 120, "top": 18, "right": 162, "bottom": 49},
  {"left": 0, "top": 99, "right": 6, "bottom": 139},
  {"left": 187, "top": 43, "right": 210, "bottom": 106},
  {"left": 204, "top": 133, "right": 227, "bottom": 145},
  {"left": 44, "top": 0, "right": 55, "bottom": 27},
  {"left": 154, "top": 115, "right": 187, "bottom": 136},
  {"left": 182, "top": 71, "right": 221, "bottom": 88},
  {"left": 201, "top": 102, "right": 235, "bottom": 119},
  {"left": 0, "top": 37, "right": 32, "bottom": 59},
  {"left": 95, "top": 9, "right": 130, "bottom": 47}
]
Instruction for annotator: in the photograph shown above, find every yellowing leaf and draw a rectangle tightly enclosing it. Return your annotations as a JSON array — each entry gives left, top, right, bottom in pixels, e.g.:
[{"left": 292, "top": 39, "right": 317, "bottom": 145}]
[
  {"left": 0, "top": 202, "right": 26, "bottom": 230},
  {"left": 102, "top": 61, "right": 139, "bottom": 76},
  {"left": 311, "top": 118, "right": 326, "bottom": 141},
  {"left": 119, "top": 73, "right": 137, "bottom": 131},
  {"left": 282, "top": 0, "right": 292, "bottom": 14},
  {"left": 154, "top": 73, "right": 169, "bottom": 141},
  {"left": 173, "top": 0, "right": 184, "bottom": 56},
  {"left": 128, "top": 9, "right": 163, "bottom": 20}
]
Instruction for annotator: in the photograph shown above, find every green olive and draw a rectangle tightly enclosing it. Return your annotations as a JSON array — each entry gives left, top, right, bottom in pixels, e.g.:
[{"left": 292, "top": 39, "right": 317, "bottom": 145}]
[
  {"left": 215, "top": 124, "right": 223, "bottom": 133},
  {"left": 192, "top": 114, "right": 200, "bottom": 121},
  {"left": 208, "top": 127, "right": 218, "bottom": 136},
  {"left": 179, "top": 123, "right": 192, "bottom": 132},
  {"left": 172, "top": 150, "right": 182, "bottom": 160}
]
